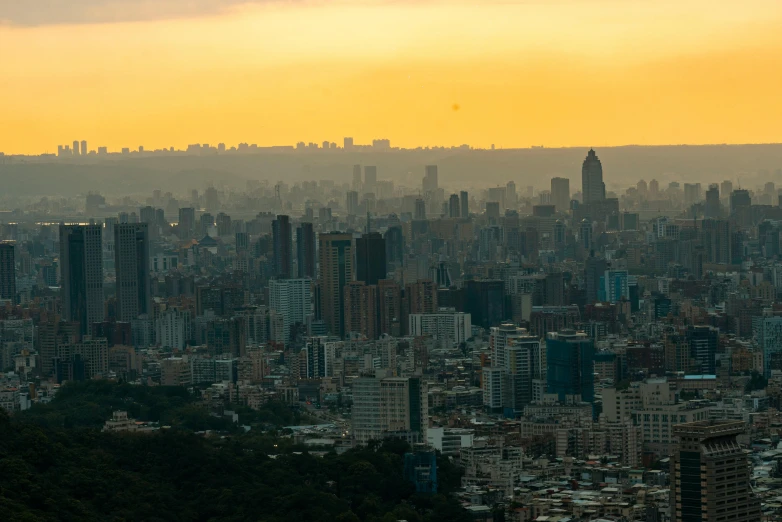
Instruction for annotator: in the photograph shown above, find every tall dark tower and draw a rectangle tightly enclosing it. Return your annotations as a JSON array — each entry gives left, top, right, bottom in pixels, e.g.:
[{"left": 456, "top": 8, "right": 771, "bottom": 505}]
[
  {"left": 581, "top": 149, "right": 605, "bottom": 204},
  {"left": 384, "top": 226, "right": 404, "bottom": 269},
  {"left": 356, "top": 232, "right": 387, "bottom": 285},
  {"left": 318, "top": 233, "right": 354, "bottom": 338},
  {"left": 460, "top": 191, "right": 469, "bottom": 218},
  {"left": 114, "top": 223, "right": 150, "bottom": 321},
  {"left": 272, "top": 214, "right": 292, "bottom": 279},
  {"left": 296, "top": 222, "right": 316, "bottom": 279},
  {"left": 0, "top": 241, "right": 15, "bottom": 302},
  {"left": 60, "top": 224, "right": 104, "bottom": 334},
  {"left": 448, "top": 194, "right": 460, "bottom": 218}
]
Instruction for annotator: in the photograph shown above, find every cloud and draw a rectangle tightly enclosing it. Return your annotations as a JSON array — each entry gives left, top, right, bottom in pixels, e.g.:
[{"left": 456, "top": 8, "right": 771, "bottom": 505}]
[{"left": 0, "top": 0, "right": 289, "bottom": 26}]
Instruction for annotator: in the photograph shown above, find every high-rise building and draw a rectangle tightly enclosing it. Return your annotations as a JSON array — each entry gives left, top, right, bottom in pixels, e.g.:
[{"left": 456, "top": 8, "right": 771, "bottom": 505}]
[
  {"left": 352, "top": 164, "right": 362, "bottom": 192},
  {"left": 272, "top": 215, "right": 293, "bottom": 279},
  {"left": 581, "top": 149, "right": 605, "bottom": 204},
  {"left": 423, "top": 165, "right": 438, "bottom": 193},
  {"left": 448, "top": 194, "right": 460, "bottom": 218},
  {"left": 464, "top": 280, "right": 506, "bottom": 328},
  {"left": 701, "top": 219, "right": 732, "bottom": 264},
  {"left": 0, "top": 241, "right": 15, "bottom": 302},
  {"left": 546, "top": 329, "right": 595, "bottom": 403},
  {"left": 352, "top": 374, "right": 428, "bottom": 445},
  {"left": 684, "top": 183, "right": 702, "bottom": 207},
  {"left": 318, "top": 233, "right": 354, "bottom": 337},
  {"left": 460, "top": 191, "right": 469, "bottom": 218},
  {"left": 60, "top": 224, "right": 104, "bottom": 334},
  {"left": 346, "top": 191, "right": 359, "bottom": 216},
  {"left": 730, "top": 189, "right": 751, "bottom": 214},
  {"left": 296, "top": 222, "right": 316, "bottom": 279},
  {"left": 114, "top": 223, "right": 150, "bottom": 321},
  {"left": 414, "top": 199, "right": 426, "bottom": 220},
  {"left": 356, "top": 232, "right": 387, "bottom": 285},
  {"left": 178, "top": 207, "right": 195, "bottom": 238},
  {"left": 269, "top": 278, "right": 312, "bottom": 345},
  {"left": 378, "top": 279, "right": 403, "bottom": 337},
  {"left": 80, "top": 140, "right": 87, "bottom": 156},
  {"left": 364, "top": 166, "right": 377, "bottom": 195},
  {"left": 408, "top": 311, "right": 471, "bottom": 346},
  {"left": 686, "top": 325, "right": 718, "bottom": 375},
  {"left": 384, "top": 226, "right": 404, "bottom": 269},
  {"left": 584, "top": 255, "right": 607, "bottom": 304},
  {"left": 551, "top": 177, "right": 570, "bottom": 211},
  {"left": 705, "top": 184, "right": 720, "bottom": 218},
  {"left": 344, "top": 281, "right": 378, "bottom": 339},
  {"left": 671, "top": 420, "right": 761, "bottom": 522},
  {"left": 73, "top": 140, "right": 80, "bottom": 156}
]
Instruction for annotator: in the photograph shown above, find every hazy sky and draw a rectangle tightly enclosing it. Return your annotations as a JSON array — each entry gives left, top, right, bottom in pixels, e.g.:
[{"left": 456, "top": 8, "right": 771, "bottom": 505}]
[{"left": 2, "top": 0, "right": 782, "bottom": 154}]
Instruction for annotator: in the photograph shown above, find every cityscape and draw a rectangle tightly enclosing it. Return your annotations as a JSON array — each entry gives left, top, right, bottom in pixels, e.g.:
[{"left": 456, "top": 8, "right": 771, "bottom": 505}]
[{"left": 3, "top": 1, "right": 782, "bottom": 521}]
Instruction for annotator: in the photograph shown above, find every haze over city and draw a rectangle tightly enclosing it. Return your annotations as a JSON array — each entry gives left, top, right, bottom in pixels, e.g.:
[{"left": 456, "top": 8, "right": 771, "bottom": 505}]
[{"left": 3, "top": 2, "right": 782, "bottom": 522}]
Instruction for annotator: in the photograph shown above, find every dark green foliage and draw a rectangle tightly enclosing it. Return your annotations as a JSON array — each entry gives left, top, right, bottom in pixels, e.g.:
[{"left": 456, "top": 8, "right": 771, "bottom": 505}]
[{"left": 0, "top": 382, "right": 469, "bottom": 521}]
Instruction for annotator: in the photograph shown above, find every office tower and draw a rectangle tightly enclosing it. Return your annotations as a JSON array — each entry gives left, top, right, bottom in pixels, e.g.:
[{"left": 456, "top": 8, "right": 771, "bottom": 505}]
[
  {"left": 318, "top": 233, "right": 354, "bottom": 338},
  {"left": 423, "top": 165, "right": 438, "bottom": 193},
  {"left": 344, "top": 137, "right": 354, "bottom": 150},
  {"left": 464, "top": 280, "right": 505, "bottom": 328},
  {"left": 721, "top": 180, "right": 733, "bottom": 199},
  {"left": 505, "top": 181, "right": 517, "bottom": 208},
  {"left": 0, "top": 241, "right": 15, "bottom": 302},
  {"left": 686, "top": 325, "right": 718, "bottom": 375},
  {"left": 156, "top": 309, "right": 192, "bottom": 350},
  {"left": 551, "top": 177, "right": 570, "bottom": 211},
  {"left": 671, "top": 420, "right": 760, "bottom": 522},
  {"left": 460, "top": 191, "right": 469, "bottom": 217},
  {"left": 114, "top": 223, "right": 150, "bottom": 321},
  {"left": 199, "top": 213, "right": 214, "bottom": 236},
  {"left": 704, "top": 184, "right": 720, "bottom": 218},
  {"left": 701, "top": 219, "right": 732, "bottom": 264},
  {"left": 364, "top": 166, "right": 377, "bottom": 195},
  {"left": 73, "top": 140, "right": 80, "bottom": 156},
  {"left": 485, "top": 202, "right": 500, "bottom": 220},
  {"left": 649, "top": 178, "right": 659, "bottom": 196},
  {"left": 553, "top": 220, "right": 566, "bottom": 245},
  {"left": 178, "top": 207, "right": 195, "bottom": 238},
  {"left": 488, "top": 324, "right": 541, "bottom": 414},
  {"left": 581, "top": 149, "right": 605, "bottom": 203},
  {"left": 60, "top": 224, "right": 104, "bottom": 335},
  {"left": 352, "top": 164, "right": 362, "bottom": 192},
  {"left": 580, "top": 218, "right": 592, "bottom": 250},
  {"left": 584, "top": 255, "right": 607, "bottom": 304},
  {"left": 408, "top": 311, "right": 471, "bottom": 345},
  {"left": 414, "top": 199, "right": 426, "bottom": 220},
  {"left": 296, "top": 222, "right": 316, "bottom": 279},
  {"left": 546, "top": 329, "right": 595, "bottom": 403},
  {"left": 448, "top": 194, "right": 460, "bottom": 218},
  {"left": 346, "top": 191, "right": 359, "bottom": 216},
  {"left": 352, "top": 374, "right": 428, "bottom": 444},
  {"left": 80, "top": 140, "right": 87, "bottom": 156},
  {"left": 216, "top": 212, "right": 231, "bottom": 236},
  {"left": 344, "top": 281, "right": 378, "bottom": 339},
  {"left": 204, "top": 186, "right": 219, "bottom": 211},
  {"left": 272, "top": 215, "right": 292, "bottom": 279},
  {"left": 384, "top": 226, "right": 404, "bottom": 268},
  {"left": 139, "top": 206, "right": 156, "bottom": 225},
  {"left": 378, "top": 279, "right": 402, "bottom": 337},
  {"left": 356, "top": 232, "right": 387, "bottom": 285},
  {"left": 684, "top": 183, "right": 702, "bottom": 207},
  {"left": 730, "top": 189, "right": 751, "bottom": 213},
  {"left": 269, "top": 278, "right": 312, "bottom": 346},
  {"left": 599, "top": 269, "right": 629, "bottom": 304}
]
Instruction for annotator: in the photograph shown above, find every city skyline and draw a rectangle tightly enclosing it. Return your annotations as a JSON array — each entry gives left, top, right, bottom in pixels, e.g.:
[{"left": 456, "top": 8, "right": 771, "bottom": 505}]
[{"left": 3, "top": 1, "right": 782, "bottom": 154}]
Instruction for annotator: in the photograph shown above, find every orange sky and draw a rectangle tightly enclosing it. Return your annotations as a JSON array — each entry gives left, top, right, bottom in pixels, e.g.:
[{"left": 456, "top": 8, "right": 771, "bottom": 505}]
[{"left": 2, "top": 0, "right": 782, "bottom": 154}]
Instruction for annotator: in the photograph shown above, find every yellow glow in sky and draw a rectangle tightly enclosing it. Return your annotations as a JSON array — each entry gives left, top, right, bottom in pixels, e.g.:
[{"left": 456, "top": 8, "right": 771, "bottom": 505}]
[{"left": 2, "top": 0, "right": 782, "bottom": 154}]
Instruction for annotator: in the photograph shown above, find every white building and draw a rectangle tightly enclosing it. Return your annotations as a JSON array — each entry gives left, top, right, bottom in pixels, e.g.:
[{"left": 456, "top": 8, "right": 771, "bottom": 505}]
[
  {"left": 352, "top": 373, "right": 428, "bottom": 445},
  {"left": 156, "top": 309, "right": 192, "bottom": 349},
  {"left": 408, "top": 310, "right": 471, "bottom": 345},
  {"left": 269, "top": 278, "right": 312, "bottom": 346},
  {"left": 427, "top": 427, "right": 475, "bottom": 455}
]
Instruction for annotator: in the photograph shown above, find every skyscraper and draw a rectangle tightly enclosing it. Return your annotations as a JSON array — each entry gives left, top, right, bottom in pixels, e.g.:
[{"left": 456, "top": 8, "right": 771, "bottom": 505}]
[
  {"left": 178, "top": 207, "right": 195, "bottom": 238},
  {"left": 0, "top": 241, "right": 15, "bottom": 302},
  {"left": 671, "top": 420, "right": 760, "bottom": 522},
  {"left": 352, "top": 164, "right": 362, "bottom": 192},
  {"left": 356, "top": 232, "right": 387, "bottom": 285},
  {"left": 346, "top": 191, "right": 359, "bottom": 216},
  {"left": 423, "top": 165, "right": 438, "bottom": 193},
  {"left": 114, "top": 223, "right": 150, "bottom": 321},
  {"left": 384, "top": 226, "right": 404, "bottom": 269},
  {"left": 60, "top": 224, "right": 104, "bottom": 334},
  {"left": 460, "top": 191, "right": 469, "bottom": 218},
  {"left": 414, "top": 199, "right": 426, "bottom": 220},
  {"left": 272, "top": 215, "right": 292, "bottom": 279},
  {"left": 80, "top": 140, "right": 87, "bottom": 156},
  {"left": 73, "top": 139, "right": 80, "bottom": 156},
  {"left": 269, "top": 278, "right": 312, "bottom": 346},
  {"left": 364, "top": 165, "right": 377, "bottom": 195},
  {"left": 448, "top": 194, "right": 460, "bottom": 218},
  {"left": 318, "top": 233, "right": 354, "bottom": 338},
  {"left": 296, "top": 222, "right": 316, "bottom": 279},
  {"left": 704, "top": 184, "right": 720, "bottom": 218},
  {"left": 344, "top": 281, "right": 378, "bottom": 339},
  {"left": 546, "top": 329, "right": 595, "bottom": 403},
  {"left": 581, "top": 149, "right": 605, "bottom": 203},
  {"left": 551, "top": 177, "right": 570, "bottom": 211}
]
